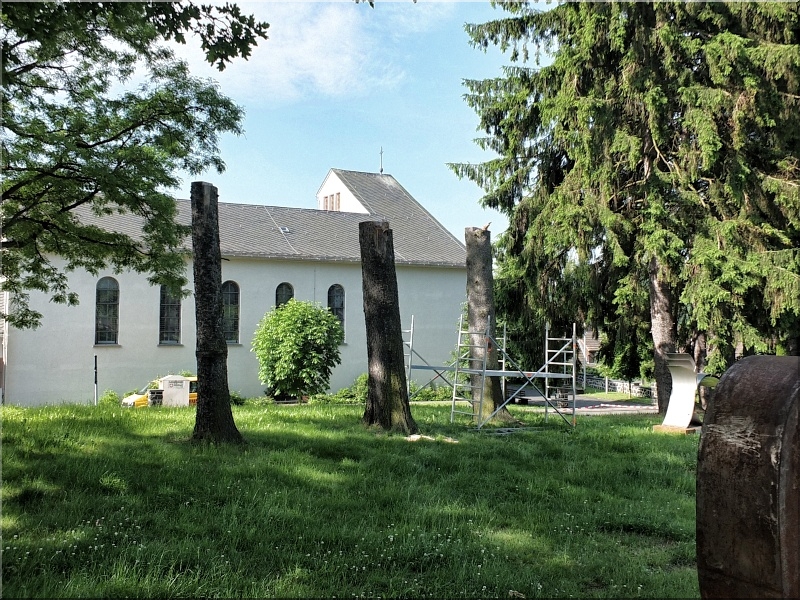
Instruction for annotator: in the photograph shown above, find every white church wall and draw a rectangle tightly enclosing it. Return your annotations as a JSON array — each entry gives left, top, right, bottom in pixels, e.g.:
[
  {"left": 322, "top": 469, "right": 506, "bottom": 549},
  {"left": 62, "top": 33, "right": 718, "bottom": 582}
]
[
  {"left": 3, "top": 256, "right": 466, "bottom": 406},
  {"left": 3, "top": 260, "right": 198, "bottom": 407}
]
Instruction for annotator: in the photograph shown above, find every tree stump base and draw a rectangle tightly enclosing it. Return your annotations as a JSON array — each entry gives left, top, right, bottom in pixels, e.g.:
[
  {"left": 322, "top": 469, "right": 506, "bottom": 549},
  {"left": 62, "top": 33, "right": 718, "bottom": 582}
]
[
  {"left": 696, "top": 355, "right": 799, "bottom": 599},
  {"left": 652, "top": 424, "right": 701, "bottom": 435}
]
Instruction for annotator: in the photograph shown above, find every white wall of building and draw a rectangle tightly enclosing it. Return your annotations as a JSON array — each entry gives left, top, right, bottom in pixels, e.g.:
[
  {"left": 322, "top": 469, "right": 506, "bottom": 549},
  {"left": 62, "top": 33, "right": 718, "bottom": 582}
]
[
  {"left": 3, "top": 256, "right": 465, "bottom": 406},
  {"left": 316, "top": 172, "right": 368, "bottom": 213}
]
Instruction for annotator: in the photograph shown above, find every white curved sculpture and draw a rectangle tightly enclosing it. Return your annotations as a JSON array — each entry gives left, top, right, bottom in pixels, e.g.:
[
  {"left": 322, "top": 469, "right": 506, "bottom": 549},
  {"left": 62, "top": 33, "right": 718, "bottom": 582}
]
[{"left": 660, "top": 353, "right": 718, "bottom": 429}]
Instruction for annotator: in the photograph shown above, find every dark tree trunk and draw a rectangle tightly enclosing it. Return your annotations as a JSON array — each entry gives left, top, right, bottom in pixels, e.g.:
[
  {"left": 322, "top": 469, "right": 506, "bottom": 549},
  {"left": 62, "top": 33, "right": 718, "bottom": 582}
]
[
  {"left": 359, "top": 221, "right": 418, "bottom": 434},
  {"left": 649, "top": 256, "right": 677, "bottom": 415},
  {"left": 691, "top": 330, "right": 707, "bottom": 375},
  {"left": 690, "top": 329, "right": 709, "bottom": 422},
  {"left": 780, "top": 316, "right": 800, "bottom": 356},
  {"left": 465, "top": 227, "right": 515, "bottom": 424},
  {"left": 191, "top": 181, "right": 243, "bottom": 444}
]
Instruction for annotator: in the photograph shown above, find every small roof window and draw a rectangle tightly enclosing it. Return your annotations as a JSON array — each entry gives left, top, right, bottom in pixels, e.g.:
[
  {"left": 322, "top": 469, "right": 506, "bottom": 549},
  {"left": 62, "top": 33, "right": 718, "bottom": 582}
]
[{"left": 278, "top": 226, "right": 291, "bottom": 234}]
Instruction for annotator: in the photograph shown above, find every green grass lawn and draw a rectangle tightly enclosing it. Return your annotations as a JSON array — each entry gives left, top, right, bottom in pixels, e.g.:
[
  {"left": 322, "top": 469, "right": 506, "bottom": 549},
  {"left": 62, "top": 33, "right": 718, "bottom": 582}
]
[
  {"left": 2, "top": 402, "right": 700, "bottom": 598},
  {"left": 580, "top": 388, "right": 656, "bottom": 404}
]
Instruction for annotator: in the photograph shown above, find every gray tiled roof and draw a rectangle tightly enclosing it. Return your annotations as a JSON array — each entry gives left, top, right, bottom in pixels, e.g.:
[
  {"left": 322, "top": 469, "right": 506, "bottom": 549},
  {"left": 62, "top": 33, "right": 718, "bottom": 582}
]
[{"left": 76, "top": 170, "right": 467, "bottom": 268}]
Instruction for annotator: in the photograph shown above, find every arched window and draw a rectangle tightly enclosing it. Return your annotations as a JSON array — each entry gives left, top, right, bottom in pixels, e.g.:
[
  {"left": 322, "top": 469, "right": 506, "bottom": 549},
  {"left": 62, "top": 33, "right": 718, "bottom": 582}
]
[
  {"left": 328, "top": 284, "right": 344, "bottom": 330},
  {"left": 222, "top": 280, "right": 240, "bottom": 344},
  {"left": 159, "top": 285, "right": 181, "bottom": 344},
  {"left": 276, "top": 282, "right": 294, "bottom": 307},
  {"left": 95, "top": 277, "right": 119, "bottom": 344}
]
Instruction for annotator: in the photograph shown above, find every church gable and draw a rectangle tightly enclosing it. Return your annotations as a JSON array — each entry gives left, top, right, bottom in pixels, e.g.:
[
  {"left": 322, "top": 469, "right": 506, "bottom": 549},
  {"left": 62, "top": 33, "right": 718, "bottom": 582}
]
[{"left": 315, "top": 170, "right": 369, "bottom": 214}]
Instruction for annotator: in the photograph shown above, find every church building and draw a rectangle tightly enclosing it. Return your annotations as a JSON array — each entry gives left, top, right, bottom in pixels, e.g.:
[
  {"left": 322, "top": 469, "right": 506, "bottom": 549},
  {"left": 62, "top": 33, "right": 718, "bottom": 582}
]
[{"left": 1, "top": 169, "right": 468, "bottom": 406}]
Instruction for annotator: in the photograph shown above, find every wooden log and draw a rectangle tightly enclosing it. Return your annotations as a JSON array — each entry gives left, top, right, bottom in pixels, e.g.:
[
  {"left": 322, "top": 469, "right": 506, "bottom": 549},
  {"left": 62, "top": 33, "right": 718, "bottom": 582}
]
[
  {"left": 191, "top": 181, "right": 243, "bottom": 444},
  {"left": 465, "top": 226, "right": 513, "bottom": 424},
  {"left": 696, "top": 355, "right": 800, "bottom": 598},
  {"left": 359, "top": 220, "right": 418, "bottom": 435}
]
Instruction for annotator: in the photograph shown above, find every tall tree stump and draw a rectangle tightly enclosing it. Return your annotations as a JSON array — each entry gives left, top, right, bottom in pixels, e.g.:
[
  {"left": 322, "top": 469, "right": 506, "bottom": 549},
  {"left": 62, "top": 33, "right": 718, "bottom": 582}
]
[
  {"left": 359, "top": 221, "right": 418, "bottom": 434},
  {"left": 649, "top": 256, "right": 676, "bottom": 415},
  {"left": 696, "top": 355, "right": 799, "bottom": 598},
  {"left": 465, "top": 226, "right": 514, "bottom": 424},
  {"left": 191, "top": 181, "right": 243, "bottom": 444}
]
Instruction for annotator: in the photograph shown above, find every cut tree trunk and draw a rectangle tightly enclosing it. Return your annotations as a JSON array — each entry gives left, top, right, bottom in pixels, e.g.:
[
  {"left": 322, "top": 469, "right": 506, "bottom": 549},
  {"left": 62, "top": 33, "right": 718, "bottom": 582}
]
[
  {"left": 696, "top": 356, "right": 800, "bottom": 599},
  {"left": 692, "top": 330, "right": 709, "bottom": 422},
  {"left": 785, "top": 321, "right": 800, "bottom": 356},
  {"left": 191, "top": 181, "right": 244, "bottom": 444},
  {"left": 465, "top": 227, "right": 515, "bottom": 424},
  {"left": 649, "top": 256, "right": 677, "bottom": 415},
  {"left": 359, "top": 221, "right": 418, "bottom": 435}
]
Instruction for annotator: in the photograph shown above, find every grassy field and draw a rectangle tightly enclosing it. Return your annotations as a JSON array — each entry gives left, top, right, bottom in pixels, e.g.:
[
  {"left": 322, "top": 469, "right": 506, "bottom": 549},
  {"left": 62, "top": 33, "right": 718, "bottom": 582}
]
[
  {"left": 580, "top": 388, "right": 656, "bottom": 404},
  {"left": 2, "top": 402, "right": 700, "bottom": 598}
]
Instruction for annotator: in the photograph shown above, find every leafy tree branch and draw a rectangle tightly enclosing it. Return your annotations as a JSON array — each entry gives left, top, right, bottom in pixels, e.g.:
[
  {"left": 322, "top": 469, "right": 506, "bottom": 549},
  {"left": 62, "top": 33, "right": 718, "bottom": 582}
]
[{"left": 1, "top": 2, "right": 268, "bottom": 328}]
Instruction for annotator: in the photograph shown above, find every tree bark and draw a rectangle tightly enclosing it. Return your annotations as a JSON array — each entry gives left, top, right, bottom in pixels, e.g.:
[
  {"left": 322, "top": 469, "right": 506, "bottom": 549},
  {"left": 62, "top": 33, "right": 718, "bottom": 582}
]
[
  {"left": 696, "top": 356, "right": 800, "bottom": 599},
  {"left": 191, "top": 181, "right": 244, "bottom": 444},
  {"left": 649, "top": 256, "right": 676, "bottom": 415},
  {"left": 465, "top": 227, "right": 515, "bottom": 424},
  {"left": 692, "top": 331, "right": 711, "bottom": 414},
  {"left": 359, "top": 221, "right": 418, "bottom": 434},
  {"left": 787, "top": 335, "right": 800, "bottom": 356}
]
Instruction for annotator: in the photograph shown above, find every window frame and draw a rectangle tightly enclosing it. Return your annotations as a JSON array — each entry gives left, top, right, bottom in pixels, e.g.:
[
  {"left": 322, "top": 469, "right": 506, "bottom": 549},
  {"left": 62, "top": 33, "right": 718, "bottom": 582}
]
[
  {"left": 95, "top": 277, "right": 119, "bottom": 345},
  {"left": 159, "top": 285, "right": 181, "bottom": 345},
  {"left": 327, "top": 283, "right": 345, "bottom": 333},
  {"left": 276, "top": 282, "right": 294, "bottom": 307},
  {"left": 222, "top": 280, "right": 240, "bottom": 344}
]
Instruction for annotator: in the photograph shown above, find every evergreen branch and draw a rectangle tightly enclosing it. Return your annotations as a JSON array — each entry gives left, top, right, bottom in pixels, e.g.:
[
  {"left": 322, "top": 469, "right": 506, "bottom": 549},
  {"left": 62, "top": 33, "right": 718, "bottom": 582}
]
[{"left": 764, "top": 175, "right": 799, "bottom": 188}]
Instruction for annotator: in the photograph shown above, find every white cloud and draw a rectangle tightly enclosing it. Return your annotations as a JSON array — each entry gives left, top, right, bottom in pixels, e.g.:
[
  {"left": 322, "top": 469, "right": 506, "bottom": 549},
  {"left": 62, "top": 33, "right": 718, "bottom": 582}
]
[
  {"left": 166, "top": 1, "right": 462, "bottom": 106},
  {"left": 373, "top": 1, "right": 456, "bottom": 38},
  {"left": 168, "top": 3, "right": 408, "bottom": 105}
]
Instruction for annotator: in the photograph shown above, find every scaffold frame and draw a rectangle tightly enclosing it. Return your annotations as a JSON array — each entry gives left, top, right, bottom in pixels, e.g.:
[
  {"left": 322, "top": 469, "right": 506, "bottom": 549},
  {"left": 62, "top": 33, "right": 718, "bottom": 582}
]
[{"left": 405, "top": 315, "right": 579, "bottom": 428}]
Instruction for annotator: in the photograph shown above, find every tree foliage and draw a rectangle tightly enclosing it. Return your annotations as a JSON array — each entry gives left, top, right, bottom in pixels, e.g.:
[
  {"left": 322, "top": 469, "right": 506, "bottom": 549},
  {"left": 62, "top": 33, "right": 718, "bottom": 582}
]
[
  {"left": 1, "top": 2, "right": 269, "bottom": 328},
  {"left": 251, "top": 299, "right": 345, "bottom": 399},
  {"left": 453, "top": 2, "right": 800, "bottom": 407}
]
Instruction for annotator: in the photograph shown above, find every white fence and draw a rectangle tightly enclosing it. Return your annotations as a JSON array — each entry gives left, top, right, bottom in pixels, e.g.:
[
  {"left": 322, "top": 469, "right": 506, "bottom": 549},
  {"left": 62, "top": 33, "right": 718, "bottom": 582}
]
[{"left": 584, "top": 374, "right": 656, "bottom": 399}]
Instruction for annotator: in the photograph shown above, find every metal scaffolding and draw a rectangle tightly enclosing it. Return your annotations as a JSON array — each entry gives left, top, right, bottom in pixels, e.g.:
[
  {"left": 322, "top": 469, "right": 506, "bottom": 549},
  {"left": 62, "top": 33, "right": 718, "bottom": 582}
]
[
  {"left": 403, "top": 315, "right": 456, "bottom": 400},
  {"left": 406, "top": 315, "right": 578, "bottom": 428}
]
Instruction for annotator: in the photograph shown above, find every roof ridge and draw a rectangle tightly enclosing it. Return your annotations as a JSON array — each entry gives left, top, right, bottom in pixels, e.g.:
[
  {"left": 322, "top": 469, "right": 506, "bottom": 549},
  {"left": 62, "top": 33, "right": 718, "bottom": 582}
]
[
  {"left": 177, "top": 198, "right": 368, "bottom": 216},
  {"left": 87, "top": 174, "right": 467, "bottom": 267},
  {"left": 332, "top": 167, "right": 390, "bottom": 178}
]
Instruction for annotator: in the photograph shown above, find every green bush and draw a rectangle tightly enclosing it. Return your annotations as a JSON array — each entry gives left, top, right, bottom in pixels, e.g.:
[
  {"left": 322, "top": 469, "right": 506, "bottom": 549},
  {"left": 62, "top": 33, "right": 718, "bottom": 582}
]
[
  {"left": 409, "top": 381, "right": 452, "bottom": 402},
  {"left": 311, "top": 374, "right": 452, "bottom": 405},
  {"left": 98, "top": 389, "right": 121, "bottom": 407},
  {"left": 229, "top": 390, "right": 246, "bottom": 406},
  {"left": 351, "top": 372, "right": 369, "bottom": 402},
  {"left": 251, "top": 299, "right": 344, "bottom": 399},
  {"left": 311, "top": 373, "right": 368, "bottom": 405}
]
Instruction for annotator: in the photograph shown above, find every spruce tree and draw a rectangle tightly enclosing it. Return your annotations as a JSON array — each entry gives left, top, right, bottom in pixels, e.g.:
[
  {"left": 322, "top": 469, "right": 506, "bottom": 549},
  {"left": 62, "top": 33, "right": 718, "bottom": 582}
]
[{"left": 453, "top": 2, "right": 800, "bottom": 412}]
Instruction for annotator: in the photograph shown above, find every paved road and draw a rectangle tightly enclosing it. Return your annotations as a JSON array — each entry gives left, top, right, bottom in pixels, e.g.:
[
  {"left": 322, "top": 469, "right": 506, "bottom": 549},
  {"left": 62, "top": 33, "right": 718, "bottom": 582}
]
[
  {"left": 514, "top": 398, "right": 658, "bottom": 415},
  {"left": 505, "top": 387, "right": 658, "bottom": 415},
  {"left": 410, "top": 388, "right": 659, "bottom": 416}
]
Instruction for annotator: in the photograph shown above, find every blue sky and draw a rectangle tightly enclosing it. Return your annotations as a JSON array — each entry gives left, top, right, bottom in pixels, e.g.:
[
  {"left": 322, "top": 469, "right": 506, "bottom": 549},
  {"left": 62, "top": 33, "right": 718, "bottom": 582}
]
[{"left": 170, "top": 1, "right": 516, "bottom": 241}]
